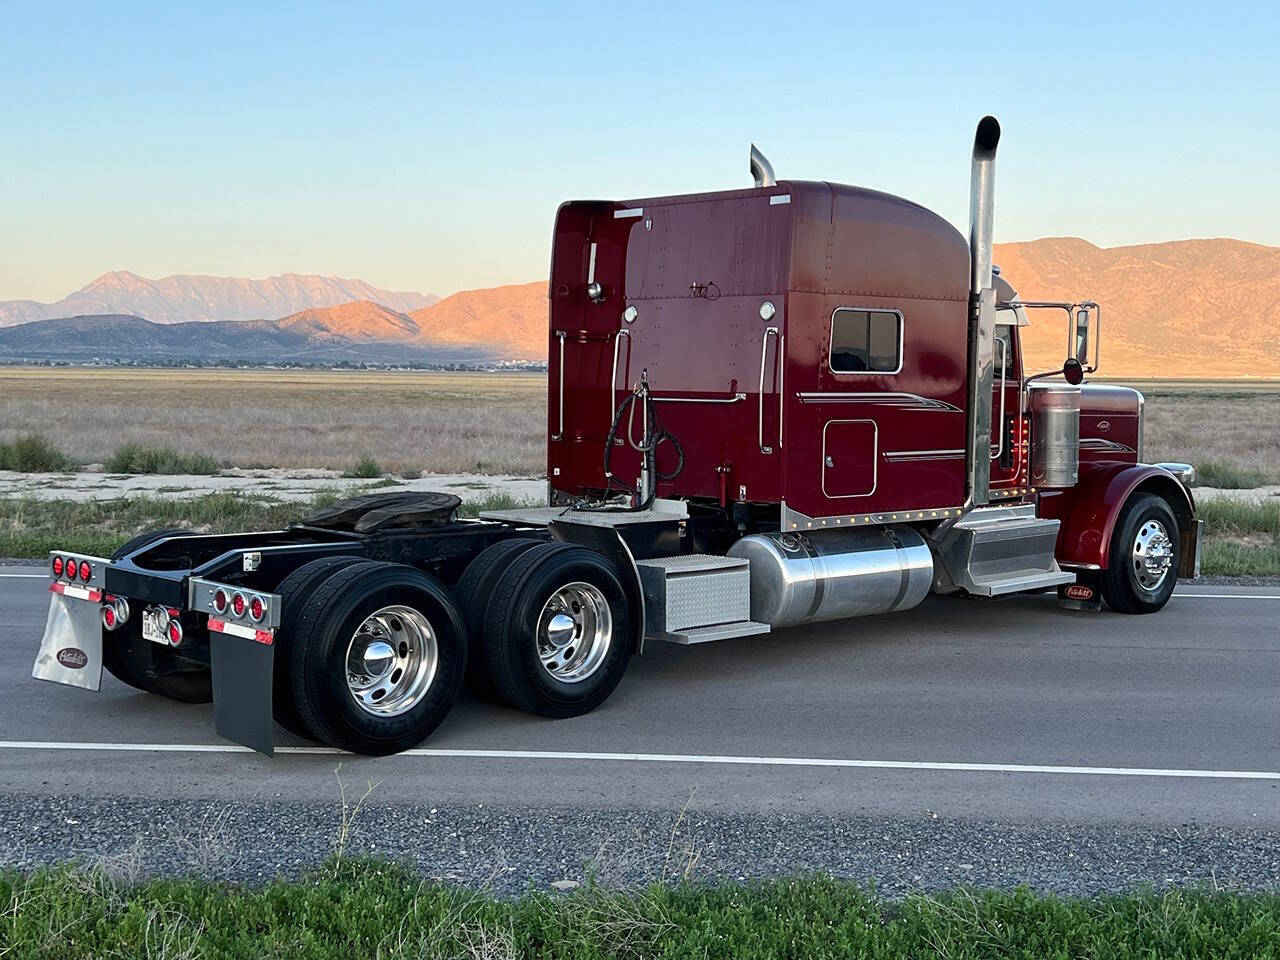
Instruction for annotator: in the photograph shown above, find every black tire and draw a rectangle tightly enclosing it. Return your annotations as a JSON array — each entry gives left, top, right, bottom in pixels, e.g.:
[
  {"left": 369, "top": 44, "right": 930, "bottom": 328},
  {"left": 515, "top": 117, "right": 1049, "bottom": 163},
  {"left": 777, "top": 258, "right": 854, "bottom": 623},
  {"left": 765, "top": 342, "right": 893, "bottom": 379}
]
[
  {"left": 1101, "top": 493, "right": 1180, "bottom": 614},
  {"left": 105, "top": 529, "right": 212, "bottom": 702},
  {"left": 287, "top": 562, "right": 467, "bottom": 755},
  {"left": 272, "top": 556, "right": 375, "bottom": 739},
  {"left": 481, "top": 542, "right": 635, "bottom": 718},
  {"left": 454, "top": 538, "right": 542, "bottom": 698}
]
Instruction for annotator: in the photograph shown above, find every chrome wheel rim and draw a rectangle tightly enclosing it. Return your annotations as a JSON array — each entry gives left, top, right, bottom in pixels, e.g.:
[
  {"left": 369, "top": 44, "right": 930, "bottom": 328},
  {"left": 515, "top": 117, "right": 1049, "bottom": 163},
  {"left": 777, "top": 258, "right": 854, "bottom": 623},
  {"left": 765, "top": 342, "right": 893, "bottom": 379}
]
[
  {"left": 345, "top": 605, "right": 438, "bottom": 716},
  {"left": 536, "top": 582, "right": 612, "bottom": 683},
  {"left": 1132, "top": 519, "right": 1174, "bottom": 592}
]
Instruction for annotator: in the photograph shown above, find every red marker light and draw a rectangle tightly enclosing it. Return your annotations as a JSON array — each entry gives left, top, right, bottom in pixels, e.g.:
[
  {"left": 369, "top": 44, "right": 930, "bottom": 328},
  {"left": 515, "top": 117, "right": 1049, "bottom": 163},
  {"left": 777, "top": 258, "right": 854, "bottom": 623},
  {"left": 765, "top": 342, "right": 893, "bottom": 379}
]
[
  {"left": 249, "top": 596, "right": 265, "bottom": 622},
  {"left": 231, "top": 592, "right": 246, "bottom": 617},
  {"left": 65, "top": 560, "right": 78, "bottom": 582},
  {"left": 79, "top": 561, "right": 92, "bottom": 582},
  {"left": 213, "top": 588, "right": 229, "bottom": 614},
  {"left": 168, "top": 621, "right": 183, "bottom": 645},
  {"left": 52, "top": 556, "right": 64, "bottom": 577},
  {"left": 102, "top": 605, "right": 116, "bottom": 628}
]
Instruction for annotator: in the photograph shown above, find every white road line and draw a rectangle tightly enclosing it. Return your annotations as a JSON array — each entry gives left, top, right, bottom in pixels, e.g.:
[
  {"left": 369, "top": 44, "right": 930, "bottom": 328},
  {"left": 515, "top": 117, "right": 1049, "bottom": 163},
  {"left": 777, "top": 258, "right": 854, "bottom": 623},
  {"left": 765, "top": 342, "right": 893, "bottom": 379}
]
[
  {"left": 0, "top": 740, "right": 1277, "bottom": 780},
  {"left": 0, "top": 574, "right": 48, "bottom": 578}
]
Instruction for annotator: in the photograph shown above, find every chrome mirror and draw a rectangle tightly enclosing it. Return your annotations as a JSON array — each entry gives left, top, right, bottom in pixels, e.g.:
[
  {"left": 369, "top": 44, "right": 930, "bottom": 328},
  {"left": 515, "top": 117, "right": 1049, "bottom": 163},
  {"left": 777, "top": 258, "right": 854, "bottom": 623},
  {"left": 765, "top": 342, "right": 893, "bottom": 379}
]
[{"left": 1074, "top": 308, "right": 1090, "bottom": 364}]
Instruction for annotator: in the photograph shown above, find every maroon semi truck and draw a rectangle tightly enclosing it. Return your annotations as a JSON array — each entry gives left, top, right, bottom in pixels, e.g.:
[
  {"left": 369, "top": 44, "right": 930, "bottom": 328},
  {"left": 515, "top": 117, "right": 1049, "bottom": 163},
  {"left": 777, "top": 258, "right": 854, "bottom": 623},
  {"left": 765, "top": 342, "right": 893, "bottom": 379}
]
[{"left": 34, "top": 117, "right": 1201, "bottom": 756}]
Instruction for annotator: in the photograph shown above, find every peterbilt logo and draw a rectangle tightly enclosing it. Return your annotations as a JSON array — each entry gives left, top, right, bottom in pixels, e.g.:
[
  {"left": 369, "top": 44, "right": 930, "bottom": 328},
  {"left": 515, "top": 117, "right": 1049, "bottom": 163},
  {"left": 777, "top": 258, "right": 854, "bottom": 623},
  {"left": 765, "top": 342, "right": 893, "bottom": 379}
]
[
  {"left": 1064, "top": 584, "right": 1094, "bottom": 601},
  {"left": 56, "top": 647, "right": 88, "bottom": 669},
  {"left": 1096, "top": 420, "right": 1111, "bottom": 432}
]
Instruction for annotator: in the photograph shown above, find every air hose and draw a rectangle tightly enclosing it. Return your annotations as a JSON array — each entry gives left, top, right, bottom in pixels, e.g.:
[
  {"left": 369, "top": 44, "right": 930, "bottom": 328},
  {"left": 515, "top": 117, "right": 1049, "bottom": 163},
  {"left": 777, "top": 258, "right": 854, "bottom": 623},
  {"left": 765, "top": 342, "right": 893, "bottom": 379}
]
[{"left": 589, "top": 377, "right": 684, "bottom": 512}]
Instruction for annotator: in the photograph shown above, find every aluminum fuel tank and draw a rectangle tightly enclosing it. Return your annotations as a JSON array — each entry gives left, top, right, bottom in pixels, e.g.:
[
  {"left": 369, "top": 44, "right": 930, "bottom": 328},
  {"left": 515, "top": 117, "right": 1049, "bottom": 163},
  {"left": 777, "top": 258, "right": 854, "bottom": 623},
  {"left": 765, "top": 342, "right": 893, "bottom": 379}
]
[{"left": 726, "top": 526, "right": 934, "bottom": 628}]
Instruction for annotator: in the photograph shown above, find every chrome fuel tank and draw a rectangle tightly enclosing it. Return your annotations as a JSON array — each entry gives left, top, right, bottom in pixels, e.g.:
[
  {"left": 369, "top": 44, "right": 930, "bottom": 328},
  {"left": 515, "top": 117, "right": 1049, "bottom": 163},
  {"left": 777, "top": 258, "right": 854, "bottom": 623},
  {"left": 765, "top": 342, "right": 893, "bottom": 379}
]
[{"left": 726, "top": 526, "right": 934, "bottom": 629}]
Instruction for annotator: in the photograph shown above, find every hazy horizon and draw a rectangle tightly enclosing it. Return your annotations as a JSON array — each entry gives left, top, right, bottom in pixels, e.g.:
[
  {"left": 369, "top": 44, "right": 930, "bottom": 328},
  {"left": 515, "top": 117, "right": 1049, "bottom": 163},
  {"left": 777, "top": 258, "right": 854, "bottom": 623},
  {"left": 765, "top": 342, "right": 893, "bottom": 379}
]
[{"left": 3, "top": 1, "right": 1277, "bottom": 302}]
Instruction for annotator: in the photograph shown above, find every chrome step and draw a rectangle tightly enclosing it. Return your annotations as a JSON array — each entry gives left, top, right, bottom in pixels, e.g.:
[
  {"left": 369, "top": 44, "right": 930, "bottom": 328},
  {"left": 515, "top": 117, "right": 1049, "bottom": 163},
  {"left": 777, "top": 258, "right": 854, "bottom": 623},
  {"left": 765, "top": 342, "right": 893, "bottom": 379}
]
[
  {"left": 636, "top": 554, "right": 767, "bottom": 643},
  {"left": 938, "top": 505, "right": 1076, "bottom": 597}
]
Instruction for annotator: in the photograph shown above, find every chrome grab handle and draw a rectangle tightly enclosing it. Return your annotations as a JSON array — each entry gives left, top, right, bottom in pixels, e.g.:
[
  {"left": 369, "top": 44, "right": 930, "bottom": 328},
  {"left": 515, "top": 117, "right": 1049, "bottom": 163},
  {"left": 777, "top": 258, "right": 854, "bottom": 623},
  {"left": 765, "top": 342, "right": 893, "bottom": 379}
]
[
  {"left": 991, "top": 335, "right": 1006, "bottom": 461},
  {"left": 651, "top": 392, "right": 747, "bottom": 404},
  {"left": 609, "top": 329, "right": 632, "bottom": 441},
  {"left": 758, "top": 326, "right": 779, "bottom": 454},
  {"left": 552, "top": 331, "right": 567, "bottom": 440}
]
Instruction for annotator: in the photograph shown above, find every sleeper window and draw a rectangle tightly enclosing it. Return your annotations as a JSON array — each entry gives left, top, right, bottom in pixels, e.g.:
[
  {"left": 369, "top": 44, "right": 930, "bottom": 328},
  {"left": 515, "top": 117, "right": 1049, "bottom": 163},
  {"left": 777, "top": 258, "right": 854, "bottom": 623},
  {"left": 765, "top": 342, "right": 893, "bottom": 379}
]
[{"left": 830, "top": 309, "right": 902, "bottom": 374}]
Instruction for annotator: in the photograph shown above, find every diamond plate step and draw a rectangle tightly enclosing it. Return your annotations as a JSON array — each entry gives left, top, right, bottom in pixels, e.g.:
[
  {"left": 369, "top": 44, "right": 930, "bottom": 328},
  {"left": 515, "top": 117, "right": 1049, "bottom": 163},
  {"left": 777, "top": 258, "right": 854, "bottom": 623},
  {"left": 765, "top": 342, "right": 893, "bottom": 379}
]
[
  {"left": 656, "top": 620, "right": 772, "bottom": 645},
  {"left": 636, "top": 554, "right": 761, "bottom": 641},
  {"left": 938, "top": 504, "right": 1077, "bottom": 597}
]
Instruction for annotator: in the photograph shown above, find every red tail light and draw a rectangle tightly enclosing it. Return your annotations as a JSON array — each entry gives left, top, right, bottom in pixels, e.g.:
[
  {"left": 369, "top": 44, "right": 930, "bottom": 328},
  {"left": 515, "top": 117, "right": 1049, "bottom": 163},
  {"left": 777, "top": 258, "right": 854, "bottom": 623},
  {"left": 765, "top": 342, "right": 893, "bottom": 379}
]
[
  {"left": 168, "top": 620, "right": 183, "bottom": 645},
  {"left": 52, "top": 556, "right": 64, "bottom": 577},
  {"left": 213, "top": 588, "right": 229, "bottom": 614},
  {"left": 231, "top": 592, "right": 246, "bottom": 617},
  {"left": 65, "top": 560, "right": 78, "bottom": 582},
  {"left": 249, "top": 596, "right": 265, "bottom": 623},
  {"left": 102, "top": 605, "right": 116, "bottom": 628},
  {"left": 78, "top": 561, "right": 92, "bottom": 582}
]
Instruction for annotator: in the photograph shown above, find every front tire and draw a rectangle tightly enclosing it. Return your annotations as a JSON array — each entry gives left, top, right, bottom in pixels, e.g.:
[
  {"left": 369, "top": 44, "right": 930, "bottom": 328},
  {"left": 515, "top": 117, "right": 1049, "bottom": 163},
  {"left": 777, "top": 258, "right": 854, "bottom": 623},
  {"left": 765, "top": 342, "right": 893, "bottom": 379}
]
[
  {"left": 287, "top": 562, "right": 466, "bottom": 754},
  {"left": 481, "top": 542, "right": 635, "bottom": 718},
  {"left": 1101, "top": 493, "right": 1180, "bottom": 614}
]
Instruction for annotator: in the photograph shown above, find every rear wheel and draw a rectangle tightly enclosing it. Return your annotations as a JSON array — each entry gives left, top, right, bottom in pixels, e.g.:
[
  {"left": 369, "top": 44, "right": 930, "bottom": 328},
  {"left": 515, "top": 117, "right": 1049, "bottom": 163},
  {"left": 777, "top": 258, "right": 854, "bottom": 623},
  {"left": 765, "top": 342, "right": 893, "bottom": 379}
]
[
  {"left": 481, "top": 542, "right": 635, "bottom": 718},
  {"left": 272, "top": 556, "right": 374, "bottom": 739},
  {"left": 454, "top": 537, "right": 542, "bottom": 698},
  {"left": 1101, "top": 493, "right": 1180, "bottom": 614},
  {"left": 287, "top": 561, "right": 466, "bottom": 754},
  {"left": 105, "top": 529, "right": 212, "bottom": 702}
]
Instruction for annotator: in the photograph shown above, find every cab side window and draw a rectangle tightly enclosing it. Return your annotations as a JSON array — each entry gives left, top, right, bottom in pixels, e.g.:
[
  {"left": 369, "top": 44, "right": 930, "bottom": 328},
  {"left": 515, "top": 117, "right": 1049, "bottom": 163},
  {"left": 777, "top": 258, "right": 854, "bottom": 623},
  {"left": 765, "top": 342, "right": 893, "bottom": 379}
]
[{"left": 830, "top": 308, "right": 902, "bottom": 374}]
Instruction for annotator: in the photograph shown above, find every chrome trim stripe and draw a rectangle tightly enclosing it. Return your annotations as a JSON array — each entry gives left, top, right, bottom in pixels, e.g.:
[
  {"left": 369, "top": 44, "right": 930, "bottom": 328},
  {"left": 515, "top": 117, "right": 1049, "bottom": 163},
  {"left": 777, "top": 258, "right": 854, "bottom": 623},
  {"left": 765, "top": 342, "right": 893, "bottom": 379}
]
[
  {"left": 1080, "top": 438, "right": 1136, "bottom": 453},
  {"left": 882, "top": 449, "right": 965, "bottom": 461},
  {"left": 781, "top": 500, "right": 967, "bottom": 531},
  {"left": 796, "top": 392, "right": 961, "bottom": 413},
  {"left": 651, "top": 393, "right": 746, "bottom": 404}
]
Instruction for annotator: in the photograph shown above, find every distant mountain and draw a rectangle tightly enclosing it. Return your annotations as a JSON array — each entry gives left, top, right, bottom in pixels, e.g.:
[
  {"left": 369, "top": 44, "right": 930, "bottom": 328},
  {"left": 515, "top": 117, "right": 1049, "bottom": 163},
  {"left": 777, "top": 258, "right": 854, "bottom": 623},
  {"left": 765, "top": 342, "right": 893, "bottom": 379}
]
[
  {"left": 994, "top": 237, "right": 1280, "bottom": 377},
  {"left": 410, "top": 282, "right": 546, "bottom": 359},
  {"left": 0, "top": 271, "right": 438, "bottom": 326},
  {"left": 277, "top": 301, "right": 422, "bottom": 342}
]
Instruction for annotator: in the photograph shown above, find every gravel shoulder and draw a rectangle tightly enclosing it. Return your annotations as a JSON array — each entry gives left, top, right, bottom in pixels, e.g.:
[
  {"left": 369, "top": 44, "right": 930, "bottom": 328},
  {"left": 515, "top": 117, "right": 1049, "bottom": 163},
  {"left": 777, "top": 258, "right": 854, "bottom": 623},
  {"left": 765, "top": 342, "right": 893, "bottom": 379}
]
[{"left": 2, "top": 794, "right": 1277, "bottom": 897}]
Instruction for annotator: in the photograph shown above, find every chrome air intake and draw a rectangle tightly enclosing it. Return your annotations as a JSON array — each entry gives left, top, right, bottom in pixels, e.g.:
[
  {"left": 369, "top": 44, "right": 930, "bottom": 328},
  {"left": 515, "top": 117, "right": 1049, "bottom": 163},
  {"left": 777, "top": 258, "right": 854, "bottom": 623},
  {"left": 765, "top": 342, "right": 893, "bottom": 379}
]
[{"left": 727, "top": 527, "right": 934, "bottom": 628}]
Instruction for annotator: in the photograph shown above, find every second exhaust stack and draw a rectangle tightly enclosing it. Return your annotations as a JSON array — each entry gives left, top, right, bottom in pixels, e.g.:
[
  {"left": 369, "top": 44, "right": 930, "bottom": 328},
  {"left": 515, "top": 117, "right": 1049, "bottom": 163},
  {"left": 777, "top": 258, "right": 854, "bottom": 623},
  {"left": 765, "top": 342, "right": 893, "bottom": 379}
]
[{"left": 964, "top": 115, "right": 1001, "bottom": 510}]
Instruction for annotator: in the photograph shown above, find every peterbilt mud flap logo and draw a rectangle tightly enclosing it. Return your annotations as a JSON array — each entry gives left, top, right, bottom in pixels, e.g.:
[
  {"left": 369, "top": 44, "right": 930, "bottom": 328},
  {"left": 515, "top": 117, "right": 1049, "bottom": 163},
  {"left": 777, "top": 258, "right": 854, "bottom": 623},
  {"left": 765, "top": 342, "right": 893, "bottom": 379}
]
[
  {"left": 56, "top": 647, "right": 88, "bottom": 669},
  {"left": 1064, "top": 584, "right": 1094, "bottom": 601}
]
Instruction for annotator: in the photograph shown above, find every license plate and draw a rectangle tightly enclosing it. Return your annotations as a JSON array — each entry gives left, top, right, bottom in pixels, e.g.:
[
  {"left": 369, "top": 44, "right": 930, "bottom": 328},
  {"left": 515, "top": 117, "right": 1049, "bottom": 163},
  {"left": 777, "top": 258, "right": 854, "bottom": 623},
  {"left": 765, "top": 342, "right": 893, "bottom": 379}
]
[{"left": 141, "top": 608, "right": 168, "bottom": 645}]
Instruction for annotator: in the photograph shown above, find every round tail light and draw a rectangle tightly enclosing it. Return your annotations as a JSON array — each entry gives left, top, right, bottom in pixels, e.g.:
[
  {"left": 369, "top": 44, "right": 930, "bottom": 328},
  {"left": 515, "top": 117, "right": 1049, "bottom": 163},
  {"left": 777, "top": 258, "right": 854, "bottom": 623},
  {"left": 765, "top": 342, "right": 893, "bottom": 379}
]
[
  {"left": 78, "top": 561, "right": 92, "bottom": 582},
  {"left": 213, "top": 588, "right": 229, "bottom": 614},
  {"left": 231, "top": 592, "right": 246, "bottom": 617},
  {"left": 248, "top": 596, "right": 265, "bottom": 623},
  {"left": 52, "top": 556, "right": 64, "bottom": 577},
  {"left": 167, "top": 620, "right": 183, "bottom": 646},
  {"left": 65, "top": 560, "right": 78, "bottom": 582},
  {"left": 101, "top": 605, "right": 117, "bottom": 629}
]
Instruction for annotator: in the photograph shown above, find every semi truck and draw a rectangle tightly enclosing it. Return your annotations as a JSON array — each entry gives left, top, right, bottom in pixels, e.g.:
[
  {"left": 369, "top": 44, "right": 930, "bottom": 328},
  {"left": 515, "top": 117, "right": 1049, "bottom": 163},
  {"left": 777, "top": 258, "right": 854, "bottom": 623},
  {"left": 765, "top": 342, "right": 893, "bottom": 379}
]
[{"left": 33, "top": 116, "right": 1202, "bottom": 756}]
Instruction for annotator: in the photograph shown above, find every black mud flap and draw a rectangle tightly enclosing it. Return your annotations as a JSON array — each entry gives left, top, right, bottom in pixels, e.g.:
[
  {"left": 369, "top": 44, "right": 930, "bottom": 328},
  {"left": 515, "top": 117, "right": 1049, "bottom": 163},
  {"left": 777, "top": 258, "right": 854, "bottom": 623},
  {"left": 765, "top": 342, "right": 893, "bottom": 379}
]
[
  {"left": 1058, "top": 573, "right": 1103, "bottom": 611},
  {"left": 210, "top": 633, "right": 275, "bottom": 756}
]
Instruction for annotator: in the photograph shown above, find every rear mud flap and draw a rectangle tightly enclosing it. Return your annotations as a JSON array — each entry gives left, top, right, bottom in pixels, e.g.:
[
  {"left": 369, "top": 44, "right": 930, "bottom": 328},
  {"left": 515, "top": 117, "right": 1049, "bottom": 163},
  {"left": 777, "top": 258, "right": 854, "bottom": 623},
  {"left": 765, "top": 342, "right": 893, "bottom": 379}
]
[
  {"left": 210, "top": 634, "right": 275, "bottom": 756},
  {"left": 32, "top": 593, "right": 103, "bottom": 691}
]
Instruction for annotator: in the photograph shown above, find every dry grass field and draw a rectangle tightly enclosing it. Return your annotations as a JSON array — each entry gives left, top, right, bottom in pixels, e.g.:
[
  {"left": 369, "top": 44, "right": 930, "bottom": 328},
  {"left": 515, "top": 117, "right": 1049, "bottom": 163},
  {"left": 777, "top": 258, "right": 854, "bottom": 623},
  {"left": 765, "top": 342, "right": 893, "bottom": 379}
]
[
  {"left": 1, "top": 368, "right": 1276, "bottom": 482},
  {"left": 0, "top": 367, "right": 547, "bottom": 476}
]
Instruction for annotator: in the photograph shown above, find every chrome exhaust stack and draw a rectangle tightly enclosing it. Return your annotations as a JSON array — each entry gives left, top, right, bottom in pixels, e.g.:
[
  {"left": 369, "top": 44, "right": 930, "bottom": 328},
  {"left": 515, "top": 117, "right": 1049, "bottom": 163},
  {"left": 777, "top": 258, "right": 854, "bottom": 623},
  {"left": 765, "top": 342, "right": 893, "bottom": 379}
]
[
  {"left": 750, "top": 144, "right": 776, "bottom": 187},
  {"left": 962, "top": 116, "right": 1001, "bottom": 512}
]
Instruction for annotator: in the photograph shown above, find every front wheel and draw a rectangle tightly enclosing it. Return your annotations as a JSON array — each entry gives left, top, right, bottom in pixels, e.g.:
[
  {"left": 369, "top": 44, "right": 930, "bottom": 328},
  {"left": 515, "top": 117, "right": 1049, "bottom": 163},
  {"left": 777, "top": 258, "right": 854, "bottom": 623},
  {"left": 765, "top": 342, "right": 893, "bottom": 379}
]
[
  {"left": 1101, "top": 493, "right": 1180, "bottom": 614},
  {"left": 287, "top": 562, "right": 467, "bottom": 754},
  {"left": 481, "top": 542, "right": 635, "bottom": 718}
]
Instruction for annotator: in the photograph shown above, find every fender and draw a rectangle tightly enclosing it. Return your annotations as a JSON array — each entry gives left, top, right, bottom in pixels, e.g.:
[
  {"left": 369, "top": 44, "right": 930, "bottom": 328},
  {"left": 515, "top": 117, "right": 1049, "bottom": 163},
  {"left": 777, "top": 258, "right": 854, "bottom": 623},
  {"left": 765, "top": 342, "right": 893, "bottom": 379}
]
[{"left": 1037, "top": 462, "right": 1195, "bottom": 569}]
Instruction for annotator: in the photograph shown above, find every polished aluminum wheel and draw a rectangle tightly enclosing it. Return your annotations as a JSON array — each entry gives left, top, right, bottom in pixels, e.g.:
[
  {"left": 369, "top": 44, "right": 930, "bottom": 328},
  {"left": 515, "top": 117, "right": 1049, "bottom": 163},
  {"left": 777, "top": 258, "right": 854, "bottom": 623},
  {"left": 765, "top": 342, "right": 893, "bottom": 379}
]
[
  {"left": 1132, "top": 519, "right": 1174, "bottom": 591},
  {"left": 345, "top": 605, "right": 438, "bottom": 716},
  {"left": 536, "top": 581, "right": 612, "bottom": 683}
]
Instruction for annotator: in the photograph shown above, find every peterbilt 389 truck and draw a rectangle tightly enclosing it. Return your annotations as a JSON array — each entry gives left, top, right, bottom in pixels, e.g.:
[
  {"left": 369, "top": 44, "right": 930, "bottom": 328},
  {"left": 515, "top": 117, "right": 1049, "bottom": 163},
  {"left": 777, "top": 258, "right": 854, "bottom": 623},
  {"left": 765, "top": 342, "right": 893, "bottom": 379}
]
[{"left": 33, "top": 117, "right": 1201, "bottom": 756}]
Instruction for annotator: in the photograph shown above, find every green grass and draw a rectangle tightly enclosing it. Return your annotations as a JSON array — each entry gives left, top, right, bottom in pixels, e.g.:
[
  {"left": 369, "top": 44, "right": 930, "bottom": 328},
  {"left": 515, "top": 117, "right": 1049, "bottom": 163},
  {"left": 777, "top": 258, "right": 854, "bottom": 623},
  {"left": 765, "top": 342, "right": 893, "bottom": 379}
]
[
  {"left": 0, "top": 434, "right": 72, "bottom": 472},
  {"left": 0, "top": 490, "right": 536, "bottom": 559},
  {"left": 1195, "top": 498, "right": 1280, "bottom": 576},
  {"left": 343, "top": 455, "right": 382, "bottom": 478},
  {"left": 104, "top": 443, "right": 221, "bottom": 475},
  {"left": 1195, "top": 460, "right": 1273, "bottom": 489},
  {"left": 2, "top": 860, "right": 1278, "bottom": 959}
]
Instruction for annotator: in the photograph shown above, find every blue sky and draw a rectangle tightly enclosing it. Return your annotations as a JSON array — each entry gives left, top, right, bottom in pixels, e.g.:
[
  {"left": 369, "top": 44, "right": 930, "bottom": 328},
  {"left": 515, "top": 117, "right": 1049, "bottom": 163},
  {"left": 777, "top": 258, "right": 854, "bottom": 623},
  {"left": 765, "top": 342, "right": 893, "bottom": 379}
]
[{"left": 2, "top": 0, "right": 1276, "bottom": 301}]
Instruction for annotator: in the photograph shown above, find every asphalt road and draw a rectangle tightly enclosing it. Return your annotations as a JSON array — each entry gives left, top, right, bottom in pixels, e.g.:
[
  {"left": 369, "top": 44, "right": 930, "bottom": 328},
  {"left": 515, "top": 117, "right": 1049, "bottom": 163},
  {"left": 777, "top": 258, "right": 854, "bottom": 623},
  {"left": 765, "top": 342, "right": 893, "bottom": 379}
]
[{"left": 2, "top": 566, "right": 1278, "bottom": 894}]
